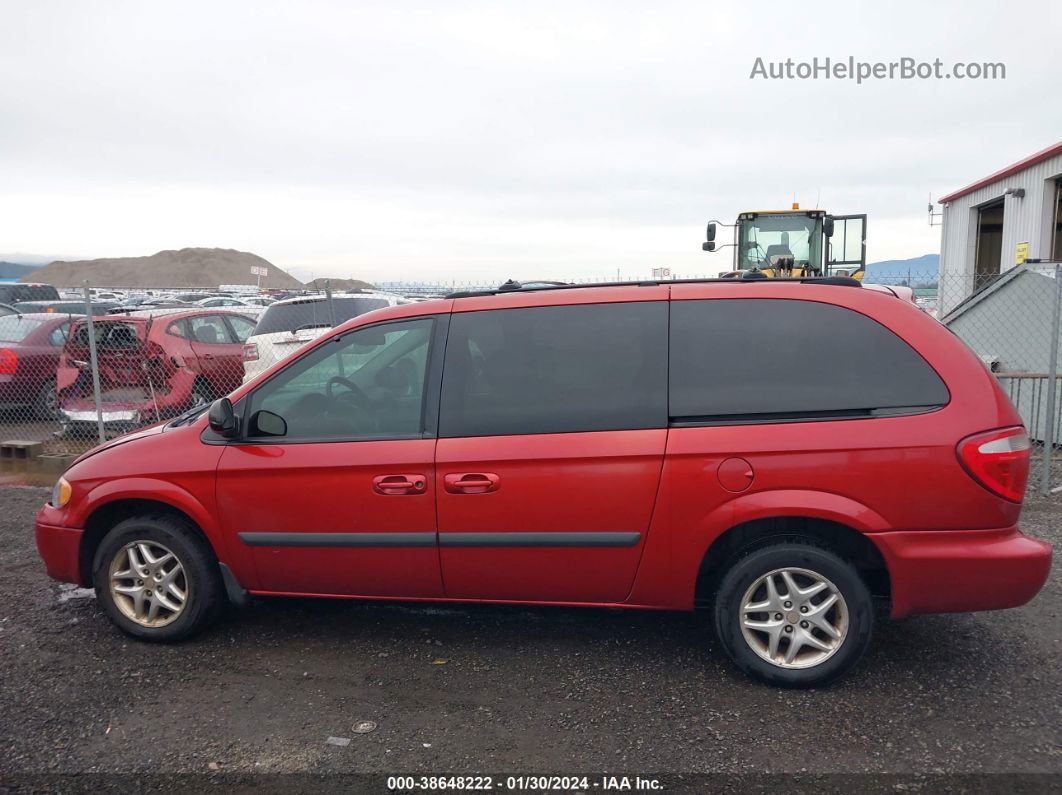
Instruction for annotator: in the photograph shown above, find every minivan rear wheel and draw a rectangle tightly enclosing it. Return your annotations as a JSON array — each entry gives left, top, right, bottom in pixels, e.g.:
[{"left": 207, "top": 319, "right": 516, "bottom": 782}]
[
  {"left": 92, "top": 514, "right": 222, "bottom": 641},
  {"left": 714, "top": 541, "right": 873, "bottom": 687}
]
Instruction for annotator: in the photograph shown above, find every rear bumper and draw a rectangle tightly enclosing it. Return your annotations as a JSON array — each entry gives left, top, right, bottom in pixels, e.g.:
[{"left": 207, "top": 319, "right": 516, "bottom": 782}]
[
  {"left": 871, "top": 526, "right": 1052, "bottom": 618},
  {"left": 35, "top": 507, "right": 85, "bottom": 586}
]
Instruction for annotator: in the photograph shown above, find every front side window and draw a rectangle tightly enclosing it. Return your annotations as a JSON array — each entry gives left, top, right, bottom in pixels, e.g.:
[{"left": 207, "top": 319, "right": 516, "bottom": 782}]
[
  {"left": 246, "top": 317, "right": 433, "bottom": 440},
  {"left": 669, "top": 298, "right": 949, "bottom": 421},
  {"left": 440, "top": 302, "right": 668, "bottom": 437}
]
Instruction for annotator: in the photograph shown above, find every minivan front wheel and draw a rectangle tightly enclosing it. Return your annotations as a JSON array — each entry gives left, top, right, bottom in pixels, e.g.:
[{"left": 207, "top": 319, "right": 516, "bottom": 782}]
[
  {"left": 714, "top": 541, "right": 873, "bottom": 687},
  {"left": 92, "top": 514, "right": 222, "bottom": 641}
]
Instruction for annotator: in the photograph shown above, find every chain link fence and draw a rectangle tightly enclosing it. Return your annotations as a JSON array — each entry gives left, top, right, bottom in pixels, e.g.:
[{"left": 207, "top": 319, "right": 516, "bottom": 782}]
[{"left": 1, "top": 269, "right": 1059, "bottom": 495}]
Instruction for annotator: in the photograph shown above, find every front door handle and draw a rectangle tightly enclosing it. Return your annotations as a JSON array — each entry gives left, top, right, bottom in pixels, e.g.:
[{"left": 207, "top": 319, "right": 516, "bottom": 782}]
[
  {"left": 373, "top": 474, "right": 427, "bottom": 495},
  {"left": 444, "top": 473, "right": 500, "bottom": 494}
]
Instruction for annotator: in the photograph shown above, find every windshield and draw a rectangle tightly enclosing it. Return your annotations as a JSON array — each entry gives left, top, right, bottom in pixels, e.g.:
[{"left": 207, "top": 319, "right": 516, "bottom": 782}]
[
  {"left": 0, "top": 315, "right": 46, "bottom": 341},
  {"left": 737, "top": 214, "right": 822, "bottom": 271},
  {"left": 251, "top": 297, "right": 389, "bottom": 337}
]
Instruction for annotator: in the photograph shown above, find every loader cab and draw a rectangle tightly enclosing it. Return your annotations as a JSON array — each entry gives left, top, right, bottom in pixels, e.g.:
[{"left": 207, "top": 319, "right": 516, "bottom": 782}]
[{"left": 706, "top": 208, "right": 867, "bottom": 280}]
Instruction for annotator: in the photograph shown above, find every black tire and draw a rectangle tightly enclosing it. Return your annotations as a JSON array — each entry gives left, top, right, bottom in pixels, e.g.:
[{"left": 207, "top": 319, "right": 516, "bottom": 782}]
[
  {"left": 713, "top": 540, "right": 873, "bottom": 687},
  {"left": 92, "top": 513, "right": 223, "bottom": 642},
  {"left": 33, "top": 378, "right": 58, "bottom": 420}
]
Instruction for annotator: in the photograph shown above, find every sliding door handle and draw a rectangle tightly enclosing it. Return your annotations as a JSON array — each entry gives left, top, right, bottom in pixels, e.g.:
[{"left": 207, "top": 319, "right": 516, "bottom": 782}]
[{"left": 444, "top": 473, "right": 500, "bottom": 494}]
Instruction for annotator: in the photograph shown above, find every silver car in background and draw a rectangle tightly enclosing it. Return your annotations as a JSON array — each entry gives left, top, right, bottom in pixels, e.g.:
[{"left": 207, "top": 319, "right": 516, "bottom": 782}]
[{"left": 240, "top": 292, "right": 409, "bottom": 383}]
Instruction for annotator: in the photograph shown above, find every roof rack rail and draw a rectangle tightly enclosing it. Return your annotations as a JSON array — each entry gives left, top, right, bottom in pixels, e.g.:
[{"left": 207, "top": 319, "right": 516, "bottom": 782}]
[{"left": 445, "top": 275, "right": 862, "bottom": 299}]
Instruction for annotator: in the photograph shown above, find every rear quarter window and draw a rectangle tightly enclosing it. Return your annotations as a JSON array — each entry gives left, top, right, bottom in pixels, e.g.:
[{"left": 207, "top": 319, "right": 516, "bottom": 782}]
[{"left": 669, "top": 298, "right": 949, "bottom": 422}]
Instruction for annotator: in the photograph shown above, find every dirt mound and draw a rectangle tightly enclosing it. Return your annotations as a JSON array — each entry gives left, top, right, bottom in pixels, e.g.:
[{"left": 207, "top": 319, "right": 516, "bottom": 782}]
[{"left": 21, "top": 248, "right": 303, "bottom": 289}]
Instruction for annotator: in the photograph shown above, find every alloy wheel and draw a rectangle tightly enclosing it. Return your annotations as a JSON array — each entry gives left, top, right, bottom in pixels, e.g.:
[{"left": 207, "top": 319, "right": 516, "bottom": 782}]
[
  {"left": 739, "top": 567, "right": 848, "bottom": 669},
  {"left": 108, "top": 541, "right": 188, "bottom": 627}
]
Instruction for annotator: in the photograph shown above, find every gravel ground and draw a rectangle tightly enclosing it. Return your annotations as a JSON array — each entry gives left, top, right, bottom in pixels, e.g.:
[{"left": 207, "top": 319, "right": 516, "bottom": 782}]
[{"left": 0, "top": 486, "right": 1059, "bottom": 792}]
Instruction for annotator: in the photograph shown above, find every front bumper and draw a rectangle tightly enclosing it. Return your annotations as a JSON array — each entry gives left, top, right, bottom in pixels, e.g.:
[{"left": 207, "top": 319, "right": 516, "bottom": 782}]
[
  {"left": 35, "top": 506, "right": 85, "bottom": 585},
  {"left": 871, "top": 526, "right": 1052, "bottom": 618}
]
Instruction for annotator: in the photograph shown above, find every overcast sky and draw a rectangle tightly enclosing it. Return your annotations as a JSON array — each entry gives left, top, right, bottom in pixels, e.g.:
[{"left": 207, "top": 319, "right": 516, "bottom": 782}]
[{"left": 1, "top": 0, "right": 1059, "bottom": 283}]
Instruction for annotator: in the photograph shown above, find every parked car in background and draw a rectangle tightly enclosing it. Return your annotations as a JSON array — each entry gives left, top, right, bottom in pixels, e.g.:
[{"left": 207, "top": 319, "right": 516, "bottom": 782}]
[
  {"left": 0, "top": 284, "right": 60, "bottom": 304},
  {"left": 56, "top": 308, "right": 258, "bottom": 433},
  {"left": 35, "top": 278, "right": 1050, "bottom": 687},
  {"left": 243, "top": 296, "right": 276, "bottom": 306},
  {"left": 108, "top": 300, "right": 193, "bottom": 313},
  {"left": 240, "top": 292, "right": 407, "bottom": 383},
  {"left": 0, "top": 312, "right": 79, "bottom": 418},
  {"left": 15, "top": 300, "right": 121, "bottom": 316},
  {"left": 196, "top": 296, "right": 255, "bottom": 307}
]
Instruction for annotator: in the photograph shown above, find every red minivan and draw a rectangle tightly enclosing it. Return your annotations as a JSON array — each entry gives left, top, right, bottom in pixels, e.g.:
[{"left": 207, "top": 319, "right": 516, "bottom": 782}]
[{"left": 35, "top": 279, "right": 1052, "bottom": 686}]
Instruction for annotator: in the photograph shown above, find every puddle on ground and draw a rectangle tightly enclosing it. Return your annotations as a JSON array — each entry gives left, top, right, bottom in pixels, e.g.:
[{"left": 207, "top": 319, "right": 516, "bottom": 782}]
[{"left": 0, "top": 455, "right": 78, "bottom": 487}]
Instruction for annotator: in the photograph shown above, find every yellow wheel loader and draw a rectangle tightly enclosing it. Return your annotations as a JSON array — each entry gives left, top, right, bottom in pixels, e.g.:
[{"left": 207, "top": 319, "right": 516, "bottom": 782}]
[{"left": 703, "top": 205, "right": 867, "bottom": 280}]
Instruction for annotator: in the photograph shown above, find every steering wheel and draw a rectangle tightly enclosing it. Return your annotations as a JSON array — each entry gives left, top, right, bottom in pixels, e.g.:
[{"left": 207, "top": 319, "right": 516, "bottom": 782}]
[{"left": 326, "top": 375, "right": 371, "bottom": 409}]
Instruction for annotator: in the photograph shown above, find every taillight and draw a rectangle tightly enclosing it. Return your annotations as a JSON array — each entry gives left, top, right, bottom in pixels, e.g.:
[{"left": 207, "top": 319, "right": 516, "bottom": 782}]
[
  {"left": 242, "top": 343, "right": 258, "bottom": 362},
  {"left": 957, "top": 427, "right": 1030, "bottom": 503},
  {"left": 0, "top": 349, "right": 17, "bottom": 375}
]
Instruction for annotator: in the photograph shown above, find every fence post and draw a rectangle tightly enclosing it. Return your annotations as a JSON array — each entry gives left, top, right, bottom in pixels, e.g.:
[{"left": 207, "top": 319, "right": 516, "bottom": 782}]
[
  {"left": 81, "top": 282, "right": 106, "bottom": 444},
  {"left": 1040, "top": 264, "right": 1062, "bottom": 496},
  {"left": 325, "top": 279, "right": 336, "bottom": 327}
]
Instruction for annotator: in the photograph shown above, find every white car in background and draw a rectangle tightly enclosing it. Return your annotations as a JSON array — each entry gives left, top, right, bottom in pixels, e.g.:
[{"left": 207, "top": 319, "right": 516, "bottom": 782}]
[
  {"left": 196, "top": 296, "right": 256, "bottom": 307},
  {"left": 241, "top": 292, "right": 409, "bottom": 383}
]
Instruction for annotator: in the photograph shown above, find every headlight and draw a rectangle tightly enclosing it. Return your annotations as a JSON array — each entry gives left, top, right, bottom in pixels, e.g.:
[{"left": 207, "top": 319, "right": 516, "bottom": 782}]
[{"left": 51, "top": 477, "right": 71, "bottom": 508}]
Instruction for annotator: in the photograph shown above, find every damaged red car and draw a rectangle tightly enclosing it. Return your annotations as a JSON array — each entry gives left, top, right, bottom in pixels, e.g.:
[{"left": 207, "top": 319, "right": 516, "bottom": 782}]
[{"left": 57, "top": 309, "right": 257, "bottom": 433}]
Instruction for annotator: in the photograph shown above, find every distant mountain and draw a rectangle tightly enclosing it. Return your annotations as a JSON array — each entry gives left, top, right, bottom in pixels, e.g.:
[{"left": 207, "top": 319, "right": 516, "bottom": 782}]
[
  {"left": 0, "top": 261, "right": 39, "bottom": 279},
  {"left": 21, "top": 247, "right": 303, "bottom": 289},
  {"left": 864, "top": 254, "right": 938, "bottom": 284},
  {"left": 0, "top": 253, "right": 79, "bottom": 267}
]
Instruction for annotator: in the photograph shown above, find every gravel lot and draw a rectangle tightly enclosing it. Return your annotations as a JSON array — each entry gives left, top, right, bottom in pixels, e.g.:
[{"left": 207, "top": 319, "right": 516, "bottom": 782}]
[{"left": 0, "top": 485, "right": 1059, "bottom": 791}]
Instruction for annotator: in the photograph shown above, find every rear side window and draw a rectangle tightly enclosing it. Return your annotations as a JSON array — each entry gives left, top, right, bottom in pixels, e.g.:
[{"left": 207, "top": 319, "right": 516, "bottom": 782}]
[
  {"left": 251, "top": 297, "right": 389, "bottom": 336},
  {"left": 440, "top": 302, "right": 668, "bottom": 437},
  {"left": 669, "top": 298, "right": 948, "bottom": 422}
]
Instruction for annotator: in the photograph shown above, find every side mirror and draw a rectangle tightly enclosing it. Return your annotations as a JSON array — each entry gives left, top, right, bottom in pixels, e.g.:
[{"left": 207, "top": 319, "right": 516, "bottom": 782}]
[
  {"left": 706, "top": 222, "right": 717, "bottom": 242},
  {"left": 249, "top": 409, "right": 287, "bottom": 437},
  {"left": 702, "top": 241, "right": 716, "bottom": 252},
  {"left": 823, "top": 216, "right": 835, "bottom": 237},
  {"left": 207, "top": 397, "right": 239, "bottom": 438}
]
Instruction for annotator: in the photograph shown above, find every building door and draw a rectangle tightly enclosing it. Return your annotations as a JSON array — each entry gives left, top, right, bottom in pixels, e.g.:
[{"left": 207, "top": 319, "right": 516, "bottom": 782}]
[
  {"left": 1052, "top": 180, "right": 1062, "bottom": 262},
  {"left": 974, "top": 199, "right": 1005, "bottom": 290}
]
